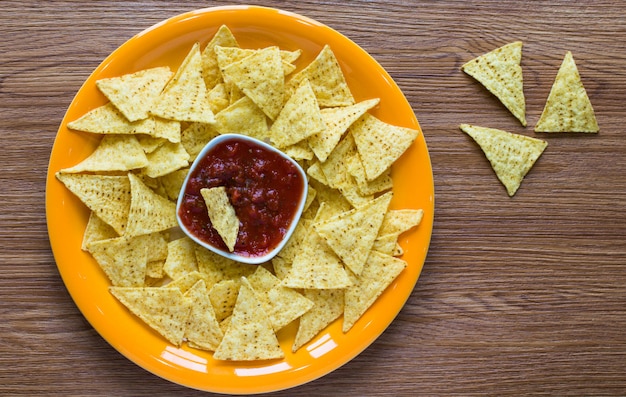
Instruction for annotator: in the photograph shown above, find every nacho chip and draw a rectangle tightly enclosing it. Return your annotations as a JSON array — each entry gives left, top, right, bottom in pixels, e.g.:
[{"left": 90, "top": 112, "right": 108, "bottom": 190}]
[
  {"left": 207, "top": 83, "right": 231, "bottom": 114},
  {"left": 184, "top": 280, "right": 224, "bottom": 351},
  {"left": 220, "top": 46, "right": 285, "bottom": 120},
  {"left": 214, "top": 96, "right": 269, "bottom": 140},
  {"left": 282, "top": 140, "right": 315, "bottom": 161},
  {"left": 67, "top": 103, "right": 155, "bottom": 135},
  {"left": 168, "top": 271, "right": 210, "bottom": 294},
  {"left": 109, "top": 286, "right": 191, "bottom": 346},
  {"left": 159, "top": 168, "right": 189, "bottom": 201},
  {"left": 81, "top": 212, "right": 118, "bottom": 251},
  {"left": 96, "top": 66, "right": 173, "bottom": 122},
  {"left": 343, "top": 251, "right": 407, "bottom": 332},
  {"left": 163, "top": 237, "right": 198, "bottom": 280},
  {"left": 534, "top": 51, "right": 599, "bottom": 133},
  {"left": 88, "top": 235, "right": 149, "bottom": 287},
  {"left": 371, "top": 234, "right": 399, "bottom": 256},
  {"left": 314, "top": 191, "right": 392, "bottom": 275},
  {"left": 213, "top": 278, "right": 284, "bottom": 361},
  {"left": 209, "top": 279, "right": 241, "bottom": 322},
  {"left": 125, "top": 173, "right": 177, "bottom": 237},
  {"left": 309, "top": 98, "right": 380, "bottom": 162},
  {"left": 181, "top": 122, "right": 220, "bottom": 161},
  {"left": 460, "top": 123, "right": 547, "bottom": 196},
  {"left": 143, "top": 141, "right": 190, "bottom": 178},
  {"left": 151, "top": 43, "right": 215, "bottom": 124},
  {"left": 293, "top": 288, "right": 344, "bottom": 352},
  {"left": 346, "top": 153, "right": 393, "bottom": 196},
  {"left": 350, "top": 113, "right": 419, "bottom": 181},
  {"left": 286, "top": 45, "right": 354, "bottom": 107},
  {"left": 461, "top": 41, "right": 527, "bottom": 126},
  {"left": 146, "top": 260, "right": 165, "bottom": 280},
  {"left": 200, "top": 187, "right": 239, "bottom": 252},
  {"left": 136, "top": 135, "right": 166, "bottom": 154},
  {"left": 151, "top": 117, "right": 182, "bottom": 143},
  {"left": 56, "top": 173, "right": 131, "bottom": 235},
  {"left": 215, "top": 46, "right": 299, "bottom": 76},
  {"left": 379, "top": 209, "right": 424, "bottom": 236},
  {"left": 195, "top": 245, "right": 255, "bottom": 286},
  {"left": 60, "top": 135, "right": 148, "bottom": 173},
  {"left": 201, "top": 25, "right": 239, "bottom": 90},
  {"left": 269, "top": 78, "right": 324, "bottom": 148}
]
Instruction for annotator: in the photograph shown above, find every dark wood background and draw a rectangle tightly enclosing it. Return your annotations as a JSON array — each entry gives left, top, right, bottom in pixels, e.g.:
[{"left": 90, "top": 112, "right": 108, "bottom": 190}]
[{"left": 2, "top": 0, "right": 626, "bottom": 395}]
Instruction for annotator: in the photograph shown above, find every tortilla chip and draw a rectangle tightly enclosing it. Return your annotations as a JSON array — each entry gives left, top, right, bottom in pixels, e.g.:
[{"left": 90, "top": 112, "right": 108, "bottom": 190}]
[
  {"left": 67, "top": 103, "right": 155, "bottom": 135},
  {"left": 200, "top": 187, "right": 239, "bottom": 252},
  {"left": 125, "top": 173, "right": 177, "bottom": 237},
  {"left": 184, "top": 280, "right": 224, "bottom": 351},
  {"left": 159, "top": 168, "right": 189, "bottom": 201},
  {"left": 346, "top": 153, "right": 393, "bottom": 196},
  {"left": 306, "top": 161, "right": 329, "bottom": 185},
  {"left": 319, "top": 133, "right": 357, "bottom": 189},
  {"left": 143, "top": 141, "right": 190, "bottom": 178},
  {"left": 343, "top": 251, "right": 407, "bottom": 332},
  {"left": 163, "top": 237, "right": 198, "bottom": 280},
  {"left": 151, "top": 117, "right": 181, "bottom": 143},
  {"left": 371, "top": 234, "right": 399, "bottom": 256},
  {"left": 460, "top": 124, "right": 548, "bottom": 196},
  {"left": 206, "top": 83, "right": 231, "bottom": 114},
  {"left": 293, "top": 288, "right": 344, "bottom": 352},
  {"left": 87, "top": 235, "right": 149, "bottom": 287},
  {"left": 282, "top": 140, "right": 315, "bottom": 161},
  {"left": 201, "top": 25, "right": 239, "bottom": 90},
  {"left": 181, "top": 122, "right": 220, "bottom": 161},
  {"left": 209, "top": 279, "right": 241, "bottom": 322},
  {"left": 379, "top": 209, "right": 424, "bottom": 236},
  {"left": 286, "top": 45, "right": 354, "bottom": 107},
  {"left": 96, "top": 66, "right": 173, "bottom": 122},
  {"left": 213, "top": 278, "right": 284, "bottom": 361},
  {"left": 56, "top": 173, "right": 131, "bottom": 235},
  {"left": 151, "top": 43, "right": 215, "bottom": 123},
  {"left": 195, "top": 245, "right": 255, "bottom": 286},
  {"left": 309, "top": 98, "right": 380, "bottom": 162},
  {"left": 146, "top": 260, "right": 165, "bottom": 279},
  {"left": 270, "top": 78, "right": 324, "bottom": 148},
  {"left": 214, "top": 96, "right": 269, "bottom": 140},
  {"left": 461, "top": 41, "right": 527, "bottom": 126},
  {"left": 109, "top": 286, "right": 191, "bottom": 346},
  {"left": 534, "top": 51, "right": 599, "bottom": 133},
  {"left": 168, "top": 271, "right": 210, "bottom": 293},
  {"left": 350, "top": 113, "right": 419, "bottom": 181},
  {"left": 220, "top": 46, "right": 285, "bottom": 120},
  {"left": 314, "top": 191, "right": 392, "bottom": 275},
  {"left": 60, "top": 135, "right": 148, "bottom": 173},
  {"left": 136, "top": 135, "right": 166, "bottom": 154},
  {"left": 81, "top": 212, "right": 118, "bottom": 251}
]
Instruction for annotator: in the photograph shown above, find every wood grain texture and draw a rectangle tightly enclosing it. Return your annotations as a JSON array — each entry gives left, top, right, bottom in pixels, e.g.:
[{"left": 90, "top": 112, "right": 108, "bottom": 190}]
[{"left": 2, "top": 0, "right": 626, "bottom": 395}]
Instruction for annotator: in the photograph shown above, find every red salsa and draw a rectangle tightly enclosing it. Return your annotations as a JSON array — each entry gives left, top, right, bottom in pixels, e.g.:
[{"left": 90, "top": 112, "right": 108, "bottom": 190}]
[{"left": 178, "top": 137, "right": 305, "bottom": 258}]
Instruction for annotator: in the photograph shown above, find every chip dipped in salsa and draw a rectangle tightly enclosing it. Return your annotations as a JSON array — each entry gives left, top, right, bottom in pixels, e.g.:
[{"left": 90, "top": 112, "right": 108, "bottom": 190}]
[{"left": 177, "top": 134, "right": 306, "bottom": 260}]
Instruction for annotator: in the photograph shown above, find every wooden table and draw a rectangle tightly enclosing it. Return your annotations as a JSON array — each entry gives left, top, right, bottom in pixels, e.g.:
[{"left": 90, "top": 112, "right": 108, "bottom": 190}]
[{"left": 2, "top": 1, "right": 626, "bottom": 395}]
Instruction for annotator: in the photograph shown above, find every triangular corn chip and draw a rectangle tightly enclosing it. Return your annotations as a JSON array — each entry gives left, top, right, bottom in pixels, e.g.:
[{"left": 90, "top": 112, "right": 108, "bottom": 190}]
[
  {"left": 310, "top": 98, "right": 380, "bottom": 162},
  {"left": 151, "top": 43, "right": 215, "bottom": 123},
  {"left": 142, "top": 141, "right": 190, "bottom": 178},
  {"left": 220, "top": 46, "right": 285, "bottom": 120},
  {"left": 286, "top": 45, "right": 354, "bottom": 107},
  {"left": 461, "top": 41, "right": 527, "bottom": 126},
  {"left": 215, "top": 46, "right": 299, "bottom": 76},
  {"left": 56, "top": 173, "right": 130, "bottom": 235},
  {"left": 184, "top": 280, "right": 224, "bottom": 351},
  {"left": 87, "top": 235, "right": 149, "bottom": 287},
  {"left": 314, "top": 191, "right": 392, "bottom": 275},
  {"left": 293, "top": 288, "right": 344, "bottom": 352},
  {"left": 195, "top": 245, "right": 255, "bottom": 286},
  {"left": 214, "top": 96, "right": 269, "bottom": 140},
  {"left": 346, "top": 153, "right": 392, "bottom": 196},
  {"left": 151, "top": 117, "right": 181, "bottom": 143},
  {"left": 163, "top": 237, "right": 198, "bottom": 280},
  {"left": 159, "top": 167, "right": 189, "bottom": 201},
  {"left": 81, "top": 212, "right": 118, "bottom": 251},
  {"left": 534, "top": 51, "right": 599, "bottom": 133},
  {"left": 460, "top": 124, "right": 547, "bottom": 196},
  {"left": 270, "top": 78, "right": 324, "bottom": 148},
  {"left": 136, "top": 135, "right": 166, "bottom": 154},
  {"left": 181, "top": 122, "right": 219, "bottom": 161},
  {"left": 213, "top": 278, "right": 284, "bottom": 361},
  {"left": 96, "top": 66, "right": 173, "bottom": 122},
  {"left": 109, "top": 286, "right": 191, "bottom": 346},
  {"left": 343, "top": 251, "right": 406, "bottom": 332},
  {"left": 209, "top": 279, "right": 241, "bottom": 322},
  {"left": 67, "top": 103, "right": 155, "bottom": 134},
  {"left": 125, "top": 173, "right": 177, "bottom": 237},
  {"left": 200, "top": 187, "right": 239, "bottom": 252},
  {"left": 201, "top": 25, "right": 239, "bottom": 90},
  {"left": 207, "top": 83, "right": 231, "bottom": 114},
  {"left": 378, "top": 209, "right": 424, "bottom": 236},
  {"left": 350, "top": 113, "right": 419, "bottom": 181},
  {"left": 60, "top": 135, "right": 148, "bottom": 173}
]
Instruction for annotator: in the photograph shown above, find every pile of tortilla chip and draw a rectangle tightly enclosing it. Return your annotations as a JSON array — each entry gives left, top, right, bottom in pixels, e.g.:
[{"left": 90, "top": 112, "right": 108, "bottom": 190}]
[
  {"left": 56, "top": 25, "right": 424, "bottom": 360},
  {"left": 460, "top": 42, "right": 599, "bottom": 196}
]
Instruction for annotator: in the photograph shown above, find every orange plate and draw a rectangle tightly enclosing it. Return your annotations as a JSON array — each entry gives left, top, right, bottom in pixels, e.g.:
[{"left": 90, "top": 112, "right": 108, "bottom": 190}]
[{"left": 45, "top": 5, "right": 434, "bottom": 394}]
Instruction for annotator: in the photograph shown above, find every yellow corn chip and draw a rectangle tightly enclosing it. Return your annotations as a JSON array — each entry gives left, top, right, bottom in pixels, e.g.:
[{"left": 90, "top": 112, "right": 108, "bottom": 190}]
[
  {"left": 220, "top": 46, "right": 285, "bottom": 120},
  {"left": 143, "top": 141, "right": 190, "bottom": 178},
  {"left": 151, "top": 43, "right": 215, "bottom": 123},
  {"left": 293, "top": 288, "right": 344, "bottom": 352},
  {"left": 309, "top": 98, "right": 380, "bottom": 162},
  {"left": 60, "top": 135, "right": 148, "bottom": 173},
  {"left": 461, "top": 41, "right": 527, "bottom": 126},
  {"left": 146, "top": 260, "right": 165, "bottom": 279},
  {"left": 87, "top": 235, "right": 149, "bottom": 287},
  {"left": 109, "top": 286, "right": 191, "bottom": 346},
  {"left": 343, "top": 251, "right": 407, "bottom": 332},
  {"left": 184, "top": 280, "right": 224, "bottom": 351},
  {"left": 215, "top": 46, "right": 299, "bottom": 76},
  {"left": 159, "top": 168, "right": 189, "bottom": 201},
  {"left": 207, "top": 83, "right": 231, "bottom": 114},
  {"left": 56, "top": 173, "right": 131, "bottom": 235},
  {"left": 214, "top": 96, "right": 269, "bottom": 140},
  {"left": 535, "top": 51, "right": 599, "bottom": 133},
  {"left": 282, "top": 140, "right": 315, "bottom": 161},
  {"left": 306, "top": 161, "right": 329, "bottom": 186},
  {"left": 200, "top": 187, "right": 239, "bottom": 252},
  {"left": 460, "top": 124, "right": 547, "bottom": 196},
  {"left": 314, "top": 191, "right": 392, "bottom": 275},
  {"left": 201, "top": 25, "right": 239, "bottom": 90},
  {"left": 151, "top": 117, "right": 181, "bottom": 143},
  {"left": 209, "top": 279, "right": 241, "bottom": 322},
  {"left": 346, "top": 153, "right": 393, "bottom": 196},
  {"left": 195, "top": 245, "right": 255, "bottom": 285},
  {"left": 213, "top": 278, "right": 284, "bottom": 361},
  {"left": 379, "top": 209, "right": 424, "bottom": 236},
  {"left": 371, "top": 234, "right": 398, "bottom": 256},
  {"left": 319, "top": 133, "right": 357, "bottom": 189},
  {"left": 136, "top": 135, "right": 166, "bottom": 154},
  {"left": 270, "top": 78, "right": 324, "bottom": 148},
  {"left": 181, "top": 122, "right": 220, "bottom": 161},
  {"left": 350, "top": 113, "right": 419, "bottom": 181},
  {"left": 125, "top": 173, "right": 177, "bottom": 237},
  {"left": 163, "top": 237, "right": 198, "bottom": 280},
  {"left": 96, "top": 66, "right": 173, "bottom": 122},
  {"left": 286, "top": 45, "right": 354, "bottom": 107},
  {"left": 67, "top": 102, "right": 155, "bottom": 135},
  {"left": 81, "top": 212, "right": 118, "bottom": 251},
  {"left": 168, "top": 271, "right": 210, "bottom": 294}
]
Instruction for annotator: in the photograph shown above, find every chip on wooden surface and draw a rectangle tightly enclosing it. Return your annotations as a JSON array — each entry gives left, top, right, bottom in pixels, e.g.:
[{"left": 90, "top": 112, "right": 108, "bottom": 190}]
[
  {"left": 126, "top": 173, "right": 177, "bottom": 237},
  {"left": 461, "top": 41, "right": 527, "bottom": 126},
  {"left": 55, "top": 173, "right": 131, "bottom": 235},
  {"left": 96, "top": 66, "right": 173, "bottom": 122},
  {"left": 60, "top": 135, "right": 148, "bottom": 173},
  {"left": 184, "top": 280, "right": 224, "bottom": 351},
  {"left": 293, "top": 288, "right": 344, "bottom": 352},
  {"left": 88, "top": 235, "right": 148, "bottom": 287},
  {"left": 213, "top": 278, "right": 284, "bottom": 361},
  {"left": 460, "top": 123, "right": 548, "bottom": 196},
  {"left": 534, "top": 51, "right": 599, "bottom": 133},
  {"left": 200, "top": 186, "right": 239, "bottom": 252},
  {"left": 109, "top": 286, "right": 191, "bottom": 346},
  {"left": 67, "top": 103, "right": 155, "bottom": 135}
]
